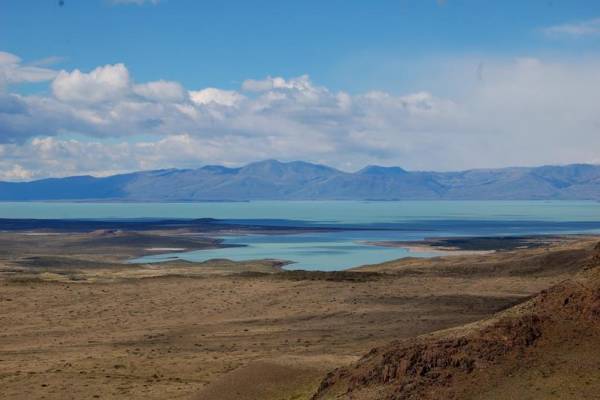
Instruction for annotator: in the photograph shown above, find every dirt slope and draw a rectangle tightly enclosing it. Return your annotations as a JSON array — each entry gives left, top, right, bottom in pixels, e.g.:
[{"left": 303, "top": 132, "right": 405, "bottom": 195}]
[{"left": 312, "top": 243, "right": 600, "bottom": 400}]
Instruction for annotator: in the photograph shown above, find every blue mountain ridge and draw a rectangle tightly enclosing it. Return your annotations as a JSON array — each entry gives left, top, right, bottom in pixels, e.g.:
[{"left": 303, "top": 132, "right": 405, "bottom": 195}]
[{"left": 1, "top": 160, "right": 600, "bottom": 201}]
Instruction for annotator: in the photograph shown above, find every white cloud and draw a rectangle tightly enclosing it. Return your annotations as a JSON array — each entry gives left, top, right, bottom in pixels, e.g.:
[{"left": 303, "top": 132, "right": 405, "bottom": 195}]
[
  {"left": 242, "top": 75, "right": 314, "bottom": 92},
  {"left": 0, "top": 134, "right": 289, "bottom": 180},
  {"left": 0, "top": 51, "right": 57, "bottom": 88},
  {"left": 189, "top": 88, "right": 245, "bottom": 107},
  {"left": 2, "top": 52, "right": 600, "bottom": 179},
  {"left": 28, "top": 56, "right": 65, "bottom": 67},
  {"left": 52, "top": 63, "right": 130, "bottom": 103},
  {"left": 0, "top": 164, "right": 33, "bottom": 181},
  {"left": 133, "top": 80, "right": 185, "bottom": 102},
  {"left": 0, "top": 52, "right": 21, "bottom": 65},
  {"left": 543, "top": 17, "right": 600, "bottom": 37}
]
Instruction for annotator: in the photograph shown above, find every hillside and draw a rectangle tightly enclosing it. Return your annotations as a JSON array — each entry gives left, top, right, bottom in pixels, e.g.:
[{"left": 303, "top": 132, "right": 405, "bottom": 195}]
[
  {"left": 1, "top": 160, "right": 600, "bottom": 201},
  {"left": 312, "top": 242, "right": 600, "bottom": 400}
]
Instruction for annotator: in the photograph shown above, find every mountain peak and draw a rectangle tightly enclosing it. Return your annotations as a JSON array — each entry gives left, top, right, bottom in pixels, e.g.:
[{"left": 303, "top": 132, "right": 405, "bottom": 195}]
[
  {"left": 240, "top": 160, "right": 339, "bottom": 175},
  {"left": 358, "top": 165, "right": 407, "bottom": 175},
  {"left": 240, "top": 159, "right": 287, "bottom": 174},
  {"left": 199, "top": 165, "right": 240, "bottom": 174}
]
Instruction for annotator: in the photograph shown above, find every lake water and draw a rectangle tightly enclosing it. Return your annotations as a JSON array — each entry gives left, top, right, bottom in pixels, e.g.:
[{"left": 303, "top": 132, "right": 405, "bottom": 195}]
[
  {"left": 1, "top": 200, "right": 599, "bottom": 222},
  {"left": 2, "top": 201, "right": 600, "bottom": 270},
  {"left": 132, "top": 230, "right": 440, "bottom": 270}
]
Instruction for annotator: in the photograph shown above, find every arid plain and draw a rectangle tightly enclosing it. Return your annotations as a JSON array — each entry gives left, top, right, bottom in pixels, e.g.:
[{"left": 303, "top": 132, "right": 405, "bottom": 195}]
[{"left": 1, "top": 227, "right": 599, "bottom": 400}]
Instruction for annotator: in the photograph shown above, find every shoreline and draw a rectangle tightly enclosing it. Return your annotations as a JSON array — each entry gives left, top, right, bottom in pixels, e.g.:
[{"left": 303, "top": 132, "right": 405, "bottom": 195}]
[
  {"left": 367, "top": 234, "right": 572, "bottom": 254},
  {"left": 375, "top": 242, "right": 496, "bottom": 256}
]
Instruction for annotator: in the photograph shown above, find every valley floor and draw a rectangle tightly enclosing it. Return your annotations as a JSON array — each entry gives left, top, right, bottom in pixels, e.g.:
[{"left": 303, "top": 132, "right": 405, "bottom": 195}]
[{"left": 0, "top": 230, "right": 598, "bottom": 399}]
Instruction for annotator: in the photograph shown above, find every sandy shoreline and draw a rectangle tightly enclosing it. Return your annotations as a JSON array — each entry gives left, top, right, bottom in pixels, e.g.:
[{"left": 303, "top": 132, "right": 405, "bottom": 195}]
[{"left": 365, "top": 241, "right": 497, "bottom": 256}]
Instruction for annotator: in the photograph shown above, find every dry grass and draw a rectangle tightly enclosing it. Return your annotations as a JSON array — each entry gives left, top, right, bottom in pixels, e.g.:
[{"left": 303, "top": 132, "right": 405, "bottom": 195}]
[{"left": 0, "top": 232, "right": 597, "bottom": 399}]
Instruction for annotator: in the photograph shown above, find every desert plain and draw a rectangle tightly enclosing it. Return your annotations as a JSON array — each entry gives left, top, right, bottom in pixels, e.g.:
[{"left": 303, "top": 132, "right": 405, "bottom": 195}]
[{"left": 0, "top": 223, "right": 599, "bottom": 400}]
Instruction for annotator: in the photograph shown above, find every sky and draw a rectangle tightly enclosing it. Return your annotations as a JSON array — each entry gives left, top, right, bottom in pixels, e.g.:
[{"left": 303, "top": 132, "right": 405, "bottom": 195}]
[{"left": 1, "top": 0, "right": 600, "bottom": 180}]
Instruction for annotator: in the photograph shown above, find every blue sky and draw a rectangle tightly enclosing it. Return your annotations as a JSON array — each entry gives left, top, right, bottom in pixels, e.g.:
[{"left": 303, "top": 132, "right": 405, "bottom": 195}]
[
  {"left": 1, "top": 0, "right": 600, "bottom": 179},
  {"left": 3, "top": 0, "right": 600, "bottom": 93}
]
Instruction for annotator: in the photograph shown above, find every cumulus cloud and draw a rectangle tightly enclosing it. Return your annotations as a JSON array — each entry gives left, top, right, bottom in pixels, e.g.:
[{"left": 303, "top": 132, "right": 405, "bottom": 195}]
[
  {"left": 543, "top": 17, "right": 600, "bottom": 37},
  {"left": 0, "top": 164, "right": 34, "bottom": 181},
  {"left": 189, "top": 88, "right": 244, "bottom": 106},
  {"left": 133, "top": 80, "right": 185, "bottom": 102},
  {"left": 52, "top": 63, "right": 130, "bottom": 103},
  {"left": 242, "top": 75, "right": 314, "bottom": 92},
  {"left": 0, "top": 134, "right": 288, "bottom": 180},
  {"left": 1, "top": 51, "right": 600, "bottom": 179}
]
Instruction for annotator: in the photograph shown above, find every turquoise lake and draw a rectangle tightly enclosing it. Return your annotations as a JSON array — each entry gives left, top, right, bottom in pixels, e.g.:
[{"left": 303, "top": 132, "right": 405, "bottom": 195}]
[
  {"left": 1, "top": 200, "right": 600, "bottom": 222},
  {"left": 2, "top": 201, "right": 600, "bottom": 270}
]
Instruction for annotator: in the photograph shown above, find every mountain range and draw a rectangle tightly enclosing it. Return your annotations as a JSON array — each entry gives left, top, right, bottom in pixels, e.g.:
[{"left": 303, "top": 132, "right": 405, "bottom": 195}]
[{"left": 1, "top": 160, "right": 600, "bottom": 201}]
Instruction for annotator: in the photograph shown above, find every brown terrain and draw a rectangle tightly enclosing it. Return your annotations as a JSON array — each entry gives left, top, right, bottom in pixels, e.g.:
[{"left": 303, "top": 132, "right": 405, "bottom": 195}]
[
  {"left": 0, "top": 228, "right": 599, "bottom": 400},
  {"left": 314, "top": 241, "right": 600, "bottom": 400}
]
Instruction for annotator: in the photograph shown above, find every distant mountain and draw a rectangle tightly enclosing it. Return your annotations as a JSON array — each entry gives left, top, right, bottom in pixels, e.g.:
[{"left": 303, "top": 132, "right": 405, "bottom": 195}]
[{"left": 1, "top": 160, "right": 600, "bottom": 201}]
